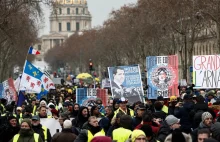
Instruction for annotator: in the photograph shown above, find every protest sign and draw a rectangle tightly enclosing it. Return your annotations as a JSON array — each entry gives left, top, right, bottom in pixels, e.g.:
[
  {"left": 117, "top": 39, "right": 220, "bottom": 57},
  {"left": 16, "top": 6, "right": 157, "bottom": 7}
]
[
  {"left": 0, "top": 78, "right": 17, "bottom": 104},
  {"left": 76, "top": 88, "right": 108, "bottom": 106},
  {"left": 101, "top": 78, "right": 110, "bottom": 88},
  {"left": 193, "top": 55, "right": 220, "bottom": 88},
  {"left": 147, "top": 55, "right": 179, "bottom": 99},
  {"left": 40, "top": 118, "right": 61, "bottom": 136},
  {"left": 108, "top": 65, "right": 144, "bottom": 103}
]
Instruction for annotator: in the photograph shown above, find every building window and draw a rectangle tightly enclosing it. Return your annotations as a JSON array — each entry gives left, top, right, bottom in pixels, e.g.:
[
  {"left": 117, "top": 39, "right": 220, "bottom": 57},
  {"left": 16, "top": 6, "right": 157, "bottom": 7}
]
[
  {"left": 59, "top": 8, "right": 62, "bottom": 14},
  {"left": 67, "top": 8, "right": 70, "bottom": 14},
  {"left": 38, "top": 45, "right": 41, "bottom": 51},
  {"left": 76, "top": 8, "right": 78, "bottom": 14},
  {"left": 59, "top": 23, "right": 62, "bottom": 32},
  {"left": 54, "top": 39, "right": 59, "bottom": 46},
  {"left": 76, "top": 22, "right": 80, "bottom": 31},
  {"left": 67, "top": 22, "right": 71, "bottom": 31},
  {"left": 83, "top": 8, "right": 85, "bottom": 14}
]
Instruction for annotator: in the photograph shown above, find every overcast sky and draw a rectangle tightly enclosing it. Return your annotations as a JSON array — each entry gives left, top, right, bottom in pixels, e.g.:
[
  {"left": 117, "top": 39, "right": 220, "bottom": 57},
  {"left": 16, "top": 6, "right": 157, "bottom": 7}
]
[{"left": 39, "top": 0, "right": 137, "bottom": 36}]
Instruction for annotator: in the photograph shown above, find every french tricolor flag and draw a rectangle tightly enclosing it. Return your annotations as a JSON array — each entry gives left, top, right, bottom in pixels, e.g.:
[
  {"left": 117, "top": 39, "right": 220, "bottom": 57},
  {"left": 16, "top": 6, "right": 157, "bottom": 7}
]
[{"left": 28, "top": 46, "right": 40, "bottom": 55}]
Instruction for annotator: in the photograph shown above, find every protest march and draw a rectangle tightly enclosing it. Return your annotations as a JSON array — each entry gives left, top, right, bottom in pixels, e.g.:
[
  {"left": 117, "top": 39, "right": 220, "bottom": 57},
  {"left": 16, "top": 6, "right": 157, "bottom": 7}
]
[{"left": 0, "top": 46, "right": 220, "bottom": 142}]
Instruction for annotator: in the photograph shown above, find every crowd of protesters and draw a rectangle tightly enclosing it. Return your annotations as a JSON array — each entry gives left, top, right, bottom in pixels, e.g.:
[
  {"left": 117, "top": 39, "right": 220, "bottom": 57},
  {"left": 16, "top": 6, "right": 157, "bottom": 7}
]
[{"left": 0, "top": 85, "right": 220, "bottom": 142}]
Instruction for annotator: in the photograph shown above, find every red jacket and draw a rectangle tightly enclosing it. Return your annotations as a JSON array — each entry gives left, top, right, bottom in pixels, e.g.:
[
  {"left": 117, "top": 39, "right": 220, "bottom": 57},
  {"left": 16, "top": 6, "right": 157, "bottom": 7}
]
[{"left": 135, "top": 122, "right": 160, "bottom": 134}]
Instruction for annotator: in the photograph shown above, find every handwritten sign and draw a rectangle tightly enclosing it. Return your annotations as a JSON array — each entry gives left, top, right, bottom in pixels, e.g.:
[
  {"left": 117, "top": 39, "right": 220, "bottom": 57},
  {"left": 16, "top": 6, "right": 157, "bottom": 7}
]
[{"left": 193, "top": 55, "right": 220, "bottom": 88}]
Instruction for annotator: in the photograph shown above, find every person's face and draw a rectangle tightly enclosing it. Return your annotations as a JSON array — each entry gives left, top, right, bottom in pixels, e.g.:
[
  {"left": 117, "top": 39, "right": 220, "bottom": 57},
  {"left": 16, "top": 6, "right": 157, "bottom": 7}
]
[
  {"left": 114, "top": 103, "right": 119, "bottom": 109},
  {"left": 134, "top": 104, "right": 139, "bottom": 111},
  {"left": 39, "top": 107, "right": 47, "bottom": 116},
  {"left": 9, "top": 119, "right": 17, "bottom": 127},
  {"left": 105, "top": 108, "right": 111, "bottom": 116},
  {"left": 21, "top": 122, "right": 30, "bottom": 129},
  {"left": 146, "top": 99, "right": 152, "bottom": 105},
  {"left": 204, "top": 117, "right": 212, "bottom": 127},
  {"left": 89, "top": 118, "right": 99, "bottom": 127},
  {"left": 88, "top": 106, "right": 92, "bottom": 113},
  {"left": 171, "top": 122, "right": 181, "bottom": 130},
  {"left": 93, "top": 107, "right": 99, "bottom": 115},
  {"left": 119, "top": 102, "right": 127, "bottom": 110},
  {"left": 74, "top": 105, "right": 79, "bottom": 111},
  {"left": 82, "top": 108, "right": 88, "bottom": 118},
  {"left": 41, "top": 103, "right": 46, "bottom": 107},
  {"left": 135, "top": 135, "right": 146, "bottom": 142},
  {"left": 32, "top": 120, "right": 40, "bottom": 126},
  {"left": 137, "top": 109, "right": 145, "bottom": 117},
  {"left": 198, "top": 133, "right": 209, "bottom": 142},
  {"left": 32, "top": 101, "right": 36, "bottom": 106},
  {"left": 158, "top": 71, "right": 166, "bottom": 81},
  {"left": 58, "top": 117, "right": 64, "bottom": 126},
  {"left": 17, "top": 109, "right": 21, "bottom": 114},
  {"left": 21, "top": 105, "right": 25, "bottom": 110},
  {"left": 108, "top": 100, "right": 113, "bottom": 106},
  {"left": 114, "top": 69, "right": 125, "bottom": 84}
]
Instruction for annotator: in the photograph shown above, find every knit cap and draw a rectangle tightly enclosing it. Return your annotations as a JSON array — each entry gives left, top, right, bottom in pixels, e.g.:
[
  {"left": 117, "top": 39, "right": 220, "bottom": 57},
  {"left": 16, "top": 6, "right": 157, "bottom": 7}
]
[
  {"left": 201, "top": 112, "right": 212, "bottom": 122},
  {"left": 165, "top": 115, "right": 180, "bottom": 126},
  {"left": 131, "top": 130, "right": 146, "bottom": 142},
  {"left": 21, "top": 119, "right": 32, "bottom": 129},
  {"left": 170, "top": 96, "right": 177, "bottom": 102}
]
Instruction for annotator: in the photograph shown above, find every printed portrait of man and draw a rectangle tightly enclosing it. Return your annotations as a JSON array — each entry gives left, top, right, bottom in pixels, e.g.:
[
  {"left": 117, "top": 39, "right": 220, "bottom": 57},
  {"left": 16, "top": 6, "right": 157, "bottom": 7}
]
[{"left": 111, "top": 67, "right": 125, "bottom": 98}]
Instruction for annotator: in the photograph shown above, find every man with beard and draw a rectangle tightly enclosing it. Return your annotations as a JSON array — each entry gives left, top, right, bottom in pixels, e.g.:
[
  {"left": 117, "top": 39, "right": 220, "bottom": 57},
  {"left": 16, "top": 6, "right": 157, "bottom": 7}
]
[
  {"left": 75, "top": 116, "right": 104, "bottom": 142},
  {"left": 72, "top": 106, "right": 89, "bottom": 130},
  {"left": 0, "top": 116, "right": 20, "bottom": 142},
  {"left": 192, "top": 112, "right": 213, "bottom": 142},
  {"left": 10, "top": 119, "right": 43, "bottom": 142},
  {"left": 31, "top": 115, "right": 52, "bottom": 142}
]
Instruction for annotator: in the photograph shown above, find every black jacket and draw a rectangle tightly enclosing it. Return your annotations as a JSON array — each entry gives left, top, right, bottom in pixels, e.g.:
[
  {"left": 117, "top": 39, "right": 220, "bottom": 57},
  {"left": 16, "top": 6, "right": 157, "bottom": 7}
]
[
  {"left": 174, "top": 102, "right": 194, "bottom": 133},
  {"left": 52, "top": 128, "right": 77, "bottom": 142},
  {"left": 0, "top": 123, "right": 20, "bottom": 142},
  {"left": 191, "top": 122, "right": 212, "bottom": 142},
  {"left": 157, "top": 121, "right": 172, "bottom": 142},
  {"left": 32, "top": 124, "right": 52, "bottom": 142}
]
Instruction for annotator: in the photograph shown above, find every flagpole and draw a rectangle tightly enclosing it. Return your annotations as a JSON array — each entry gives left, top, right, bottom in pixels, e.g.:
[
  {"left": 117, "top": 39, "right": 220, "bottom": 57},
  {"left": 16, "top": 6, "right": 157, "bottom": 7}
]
[{"left": 16, "top": 46, "right": 31, "bottom": 105}]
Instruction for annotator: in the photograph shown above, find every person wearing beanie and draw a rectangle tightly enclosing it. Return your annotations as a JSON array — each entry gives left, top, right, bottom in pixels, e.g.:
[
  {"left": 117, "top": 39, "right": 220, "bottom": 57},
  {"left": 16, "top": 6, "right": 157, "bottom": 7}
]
[
  {"left": 192, "top": 112, "right": 213, "bottom": 142},
  {"left": 130, "top": 130, "right": 146, "bottom": 142},
  {"left": 91, "top": 136, "right": 112, "bottom": 142},
  {"left": 112, "top": 115, "right": 133, "bottom": 142},
  {"left": 168, "top": 96, "right": 177, "bottom": 115},
  {"left": 0, "top": 115, "right": 20, "bottom": 142},
  {"left": 10, "top": 119, "right": 43, "bottom": 142},
  {"left": 75, "top": 116, "right": 104, "bottom": 142},
  {"left": 157, "top": 115, "right": 181, "bottom": 142},
  {"left": 52, "top": 120, "right": 77, "bottom": 142},
  {"left": 31, "top": 115, "right": 52, "bottom": 142}
]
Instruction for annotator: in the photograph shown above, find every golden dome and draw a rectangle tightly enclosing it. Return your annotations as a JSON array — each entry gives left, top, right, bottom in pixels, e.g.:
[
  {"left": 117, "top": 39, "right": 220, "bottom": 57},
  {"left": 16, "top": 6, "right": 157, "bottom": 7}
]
[{"left": 57, "top": 0, "right": 87, "bottom": 5}]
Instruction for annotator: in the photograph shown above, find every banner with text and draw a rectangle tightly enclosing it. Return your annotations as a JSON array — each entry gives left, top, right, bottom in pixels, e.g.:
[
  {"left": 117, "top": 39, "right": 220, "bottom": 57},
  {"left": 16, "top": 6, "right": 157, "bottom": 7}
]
[
  {"left": 76, "top": 88, "right": 108, "bottom": 106},
  {"left": 193, "top": 55, "right": 220, "bottom": 88},
  {"left": 147, "top": 55, "right": 179, "bottom": 99},
  {"left": 108, "top": 65, "right": 144, "bottom": 104}
]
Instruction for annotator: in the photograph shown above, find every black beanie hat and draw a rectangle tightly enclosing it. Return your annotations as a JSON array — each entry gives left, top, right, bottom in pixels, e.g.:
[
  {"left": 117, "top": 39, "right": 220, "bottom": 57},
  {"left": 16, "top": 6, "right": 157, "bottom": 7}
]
[{"left": 8, "top": 115, "right": 17, "bottom": 121}]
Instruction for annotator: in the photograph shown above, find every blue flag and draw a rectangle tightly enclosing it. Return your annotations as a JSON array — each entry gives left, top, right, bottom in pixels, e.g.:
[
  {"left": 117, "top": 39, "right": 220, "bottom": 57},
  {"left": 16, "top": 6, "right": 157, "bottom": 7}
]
[
  {"left": 17, "top": 91, "right": 26, "bottom": 106},
  {"left": 37, "top": 85, "right": 48, "bottom": 99}
]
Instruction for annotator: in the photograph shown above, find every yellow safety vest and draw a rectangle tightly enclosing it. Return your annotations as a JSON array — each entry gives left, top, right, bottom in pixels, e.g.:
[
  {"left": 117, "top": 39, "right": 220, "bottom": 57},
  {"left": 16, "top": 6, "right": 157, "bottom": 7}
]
[
  {"left": 113, "top": 127, "right": 132, "bottom": 142},
  {"left": 1, "top": 104, "right": 5, "bottom": 113},
  {"left": 55, "top": 105, "right": 59, "bottom": 111},
  {"left": 32, "top": 106, "right": 37, "bottom": 115},
  {"left": 162, "top": 105, "right": 168, "bottom": 114},
  {"left": 1, "top": 113, "right": 17, "bottom": 117},
  {"left": 88, "top": 129, "right": 105, "bottom": 142},
  {"left": 42, "top": 126, "right": 48, "bottom": 141},
  {"left": 114, "top": 108, "right": 134, "bottom": 117},
  {"left": 19, "top": 113, "right": 23, "bottom": 124},
  {"left": 13, "top": 133, "right": 39, "bottom": 142}
]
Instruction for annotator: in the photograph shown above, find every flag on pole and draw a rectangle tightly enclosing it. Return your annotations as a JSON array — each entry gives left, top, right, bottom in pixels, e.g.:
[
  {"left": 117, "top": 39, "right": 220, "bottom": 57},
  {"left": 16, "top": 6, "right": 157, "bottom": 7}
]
[
  {"left": 17, "top": 91, "right": 26, "bottom": 106},
  {"left": 41, "top": 74, "right": 55, "bottom": 92},
  {"left": 19, "top": 60, "right": 43, "bottom": 93},
  {"left": 37, "top": 85, "right": 48, "bottom": 99},
  {"left": 28, "top": 46, "right": 40, "bottom": 55}
]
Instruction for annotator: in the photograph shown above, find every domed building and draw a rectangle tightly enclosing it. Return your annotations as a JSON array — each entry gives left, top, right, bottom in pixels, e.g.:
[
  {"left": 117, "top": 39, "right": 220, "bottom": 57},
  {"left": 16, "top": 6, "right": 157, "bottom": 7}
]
[{"left": 33, "top": 0, "right": 92, "bottom": 70}]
